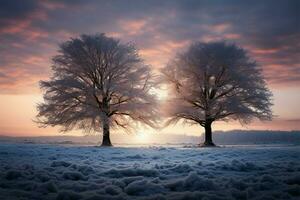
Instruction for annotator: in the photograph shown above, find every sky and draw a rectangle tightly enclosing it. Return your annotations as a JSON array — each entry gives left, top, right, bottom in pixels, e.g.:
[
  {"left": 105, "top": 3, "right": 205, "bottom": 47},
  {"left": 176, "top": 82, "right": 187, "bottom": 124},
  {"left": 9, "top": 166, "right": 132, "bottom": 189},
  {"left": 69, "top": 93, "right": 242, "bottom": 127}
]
[{"left": 0, "top": 0, "right": 299, "bottom": 137}]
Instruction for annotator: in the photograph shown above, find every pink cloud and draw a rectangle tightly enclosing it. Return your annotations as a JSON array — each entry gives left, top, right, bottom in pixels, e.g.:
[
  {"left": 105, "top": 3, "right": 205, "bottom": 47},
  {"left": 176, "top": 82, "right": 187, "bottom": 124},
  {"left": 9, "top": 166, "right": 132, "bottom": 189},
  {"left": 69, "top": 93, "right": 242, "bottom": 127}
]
[
  {"left": 140, "top": 40, "right": 189, "bottom": 68},
  {"left": 203, "top": 23, "right": 231, "bottom": 34},
  {"left": 39, "top": 1, "right": 66, "bottom": 10},
  {"left": 224, "top": 33, "right": 241, "bottom": 39},
  {"left": 0, "top": 19, "right": 31, "bottom": 34},
  {"left": 0, "top": 9, "right": 48, "bottom": 42},
  {"left": 211, "top": 23, "right": 231, "bottom": 33},
  {"left": 252, "top": 48, "right": 280, "bottom": 54},
  {"left": 119, "top": 19, "right": 147, "bottom": 36}
]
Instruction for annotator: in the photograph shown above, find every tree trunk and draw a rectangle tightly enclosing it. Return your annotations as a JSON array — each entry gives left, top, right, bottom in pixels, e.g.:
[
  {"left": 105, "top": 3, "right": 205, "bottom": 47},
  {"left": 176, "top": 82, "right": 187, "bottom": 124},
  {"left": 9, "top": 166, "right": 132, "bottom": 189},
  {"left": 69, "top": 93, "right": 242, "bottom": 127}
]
[
  {"left": 101, "top": 116, "right": 112, "bottom": 147},
  {"left": 202, "top": 120, "right": 215, "bottom": 147}
]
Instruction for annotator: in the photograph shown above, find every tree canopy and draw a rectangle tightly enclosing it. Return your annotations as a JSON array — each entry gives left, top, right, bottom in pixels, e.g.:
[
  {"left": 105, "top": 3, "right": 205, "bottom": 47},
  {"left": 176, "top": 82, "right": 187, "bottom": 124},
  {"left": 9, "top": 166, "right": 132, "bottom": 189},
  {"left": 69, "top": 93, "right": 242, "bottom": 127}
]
[
  {"left": 36, "top": 34, "right": 159, "bottom": 145},
  {"left": 162, "top": 41, "right": 273, "bottom": 145}
]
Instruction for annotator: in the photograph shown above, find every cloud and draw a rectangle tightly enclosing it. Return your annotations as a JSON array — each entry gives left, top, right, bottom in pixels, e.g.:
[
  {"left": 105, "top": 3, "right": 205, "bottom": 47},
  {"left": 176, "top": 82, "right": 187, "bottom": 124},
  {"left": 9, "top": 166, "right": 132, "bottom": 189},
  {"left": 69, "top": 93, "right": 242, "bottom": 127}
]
[
  {"left": 0, "top": 0, "right": 299, "bottom": 93},
  {"left": 0, "top": 0, "right": 37, "bottom": 19}
]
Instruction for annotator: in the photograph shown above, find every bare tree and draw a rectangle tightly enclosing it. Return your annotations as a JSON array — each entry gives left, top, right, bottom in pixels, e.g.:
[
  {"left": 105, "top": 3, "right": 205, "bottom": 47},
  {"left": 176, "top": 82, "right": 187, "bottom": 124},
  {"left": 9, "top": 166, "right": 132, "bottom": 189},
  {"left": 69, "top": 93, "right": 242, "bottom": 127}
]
[
  {"left": 36, "top": 34, "right": 159, "bottom": 146},
  {"left": 162, "top": 42, "right": 273, "bottom": 146}
]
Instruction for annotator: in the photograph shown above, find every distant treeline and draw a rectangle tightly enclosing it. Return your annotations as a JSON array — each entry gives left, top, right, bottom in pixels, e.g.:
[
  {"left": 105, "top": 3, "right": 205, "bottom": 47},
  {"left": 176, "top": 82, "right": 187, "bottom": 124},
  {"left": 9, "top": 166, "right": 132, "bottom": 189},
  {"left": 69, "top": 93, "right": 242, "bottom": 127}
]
[
  {"left": 210, "top": 130, "right": 300, "bottom": 145},
  {"left": 0, "top": 130, "right": 300, "bottom": 145}
]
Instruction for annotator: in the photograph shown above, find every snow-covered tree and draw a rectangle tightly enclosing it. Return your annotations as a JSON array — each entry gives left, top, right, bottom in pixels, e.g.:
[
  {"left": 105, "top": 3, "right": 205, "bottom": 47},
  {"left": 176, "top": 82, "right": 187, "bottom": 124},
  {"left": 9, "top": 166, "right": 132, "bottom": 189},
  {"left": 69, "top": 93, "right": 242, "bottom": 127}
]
[
  {"left": 162, "top": 42, "right": 273, "bottom": 146},
  {"left": 36, "top": 34, "right": 159, "bottom": 146}
]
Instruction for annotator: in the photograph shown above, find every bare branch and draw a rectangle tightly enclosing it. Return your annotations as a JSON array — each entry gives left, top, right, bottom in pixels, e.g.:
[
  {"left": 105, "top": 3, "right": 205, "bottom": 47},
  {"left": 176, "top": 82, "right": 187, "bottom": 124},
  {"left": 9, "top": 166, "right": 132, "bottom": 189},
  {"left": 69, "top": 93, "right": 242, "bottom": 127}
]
[
  {"left": 161, "top": 41, "right": 273, "bottom": 128},
  {"left": 36, "top": 34, "right": 160, "bottom": 134}
]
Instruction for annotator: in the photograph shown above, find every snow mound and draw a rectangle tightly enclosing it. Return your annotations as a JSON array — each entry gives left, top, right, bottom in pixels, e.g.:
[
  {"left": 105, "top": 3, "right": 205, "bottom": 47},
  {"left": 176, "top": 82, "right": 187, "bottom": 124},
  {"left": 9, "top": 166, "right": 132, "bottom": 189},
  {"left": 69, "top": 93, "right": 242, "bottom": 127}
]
[
  {"left": 56, "top": 190, "right": 82, "bottom": 200},
  {"left": 166, "top": 172, "right": 217, "bottom": 191},
  {"left": 62, "top": 171, "right": 87, "bottom": 181},
  {"left": 51, "top": 161, "right": 71, "bottom": 168},
  {"left": 5, "top": 170, "right": 22, "bottom": 180},
  {"left": 125, "top": 179, "right": 166, "bottom": 196},
  {"left": 104, "top": 168, "right": 158, "bottom": 178},
  {"left": 38, "top": 181, "right": 57, "bottom": 194}
]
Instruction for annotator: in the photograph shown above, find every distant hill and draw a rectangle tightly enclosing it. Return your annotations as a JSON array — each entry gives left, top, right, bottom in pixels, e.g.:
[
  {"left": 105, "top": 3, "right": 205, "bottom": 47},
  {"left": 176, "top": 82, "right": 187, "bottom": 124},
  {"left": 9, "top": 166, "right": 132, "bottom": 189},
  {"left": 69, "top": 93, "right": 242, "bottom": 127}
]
[
  {"left": 0, "top": 130, "right": 300, "bottom": 145},
  {"left": 211, "top": 130, "right": 300, "bottom": 145}
]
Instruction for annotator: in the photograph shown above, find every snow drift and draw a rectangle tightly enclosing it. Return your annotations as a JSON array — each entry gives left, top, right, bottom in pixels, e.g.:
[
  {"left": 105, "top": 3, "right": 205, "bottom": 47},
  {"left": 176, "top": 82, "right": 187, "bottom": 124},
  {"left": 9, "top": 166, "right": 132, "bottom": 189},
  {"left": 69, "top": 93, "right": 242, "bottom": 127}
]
[{"left": 0, "top": 143, "right": 299, "bottom": 199}]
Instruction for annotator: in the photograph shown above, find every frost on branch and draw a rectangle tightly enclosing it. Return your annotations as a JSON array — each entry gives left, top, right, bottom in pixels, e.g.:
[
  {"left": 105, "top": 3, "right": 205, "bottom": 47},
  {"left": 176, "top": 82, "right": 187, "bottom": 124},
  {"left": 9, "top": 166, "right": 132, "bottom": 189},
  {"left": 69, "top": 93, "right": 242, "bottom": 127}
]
[
  {"left": 161, "top": 41, "right": 273, "bottom": 146},
  {"left": 36, "top": 34, "right": 159, "bottom": 146}
]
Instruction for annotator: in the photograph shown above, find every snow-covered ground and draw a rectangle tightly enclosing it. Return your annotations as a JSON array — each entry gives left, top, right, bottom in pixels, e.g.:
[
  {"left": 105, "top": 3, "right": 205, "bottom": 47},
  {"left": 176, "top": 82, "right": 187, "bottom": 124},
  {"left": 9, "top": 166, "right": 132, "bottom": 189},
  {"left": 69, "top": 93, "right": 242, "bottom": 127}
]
[{"left": 0, "top": 143, "right": 299, "bottom": 200}]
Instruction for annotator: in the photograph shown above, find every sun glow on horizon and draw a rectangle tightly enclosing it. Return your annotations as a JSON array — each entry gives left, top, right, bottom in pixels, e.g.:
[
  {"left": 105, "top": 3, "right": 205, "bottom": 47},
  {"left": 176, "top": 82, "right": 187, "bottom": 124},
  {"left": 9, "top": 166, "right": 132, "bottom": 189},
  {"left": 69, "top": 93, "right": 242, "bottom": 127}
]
[
  {"left": 0, "top": 87, "right": 300, "bottom": 137},
  {"left": 152, "top": 85, "right": 168, "bottom": 100},
  {"left": 134, "top": 132, "right": 150, "bottom": 144}
]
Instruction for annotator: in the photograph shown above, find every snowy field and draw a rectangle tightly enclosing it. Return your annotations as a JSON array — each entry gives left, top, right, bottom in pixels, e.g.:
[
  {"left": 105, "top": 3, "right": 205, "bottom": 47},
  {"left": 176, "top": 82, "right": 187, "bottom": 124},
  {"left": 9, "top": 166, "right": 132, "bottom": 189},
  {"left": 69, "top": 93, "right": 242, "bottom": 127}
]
[{"left": 0, "top": 143, "right": 300, "bottom": 200}]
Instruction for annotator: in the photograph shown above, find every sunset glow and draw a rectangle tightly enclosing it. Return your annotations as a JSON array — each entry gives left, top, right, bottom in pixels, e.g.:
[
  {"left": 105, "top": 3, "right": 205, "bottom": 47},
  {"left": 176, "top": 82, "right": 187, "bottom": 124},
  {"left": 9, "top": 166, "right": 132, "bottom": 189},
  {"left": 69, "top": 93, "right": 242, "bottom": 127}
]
[{"left": 0, "top": 0, "right": 299, "bottom": 137}]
